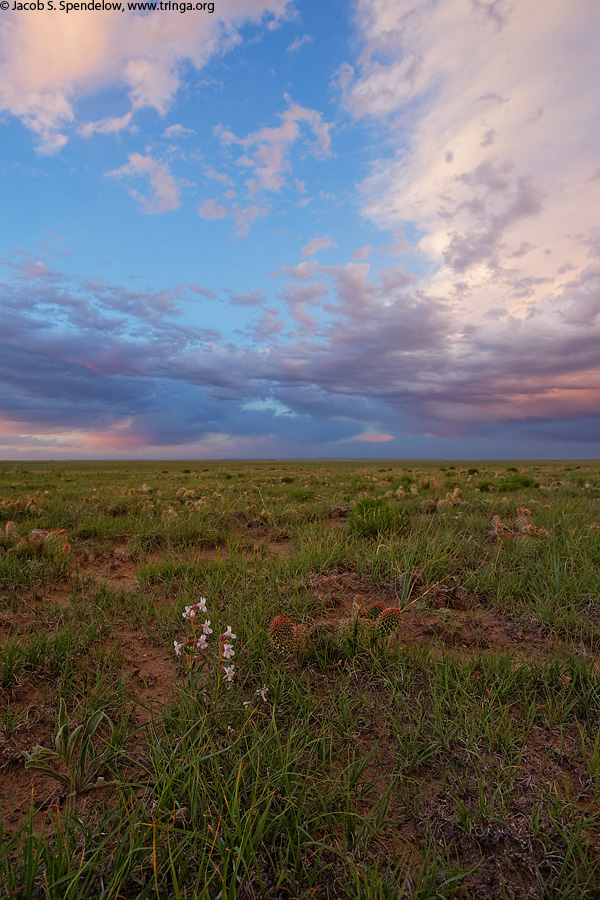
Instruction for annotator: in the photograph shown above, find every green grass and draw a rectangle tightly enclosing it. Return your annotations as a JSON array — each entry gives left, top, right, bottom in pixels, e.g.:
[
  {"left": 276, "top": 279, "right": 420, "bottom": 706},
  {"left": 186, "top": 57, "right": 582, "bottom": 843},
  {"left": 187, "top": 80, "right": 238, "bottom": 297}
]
[{"left": 1, "top": 459, "right": 600, "bottom": 898}]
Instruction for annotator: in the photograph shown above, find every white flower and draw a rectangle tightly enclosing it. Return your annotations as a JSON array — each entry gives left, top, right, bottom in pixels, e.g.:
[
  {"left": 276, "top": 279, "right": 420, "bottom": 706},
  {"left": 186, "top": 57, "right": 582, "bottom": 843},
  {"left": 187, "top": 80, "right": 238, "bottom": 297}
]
[
  {"left": 222, "top": 664, "right": 235, "bottom": 682},
  {"left": 195, "top": 635, "right": 209, "bottom": 651},
  {"left": 221, "top": 643, "right": 235, "bottom": 660},
  {"left": 201, "top": 620, "right": 213, "bottom": 636},
  {"left": 174, "top": 640, "right": 186, "bottom": 657},
  {"left": 256, "top": 687, "right": 269, "bottom": 702},
  {"left": 220, "top": 626, "right": 237, "bottom": 641}
]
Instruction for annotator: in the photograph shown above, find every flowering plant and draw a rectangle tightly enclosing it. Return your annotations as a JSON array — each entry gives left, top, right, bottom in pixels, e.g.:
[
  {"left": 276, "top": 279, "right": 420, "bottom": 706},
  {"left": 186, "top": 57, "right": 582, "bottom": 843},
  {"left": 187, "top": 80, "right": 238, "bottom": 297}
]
[{"left": 174, "top": 597, "right": 237, "bottom": 690}]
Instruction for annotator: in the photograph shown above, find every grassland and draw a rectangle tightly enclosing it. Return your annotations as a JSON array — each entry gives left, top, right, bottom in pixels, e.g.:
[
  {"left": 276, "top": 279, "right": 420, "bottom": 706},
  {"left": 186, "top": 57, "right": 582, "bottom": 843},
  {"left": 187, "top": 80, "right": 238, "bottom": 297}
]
[{"left": 0, "top": 458, "right": 599, "bottom": 899}]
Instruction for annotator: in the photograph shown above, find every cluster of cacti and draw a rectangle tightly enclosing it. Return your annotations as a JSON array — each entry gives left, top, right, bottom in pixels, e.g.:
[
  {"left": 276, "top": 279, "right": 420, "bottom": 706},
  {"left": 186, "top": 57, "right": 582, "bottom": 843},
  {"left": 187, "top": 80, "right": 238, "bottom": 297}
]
[
  {"left": 5, "top": 526, "right": 70, "bottom": 558},
  {"left": 269, "top": 602, "right": 402, "bottom": 657}
]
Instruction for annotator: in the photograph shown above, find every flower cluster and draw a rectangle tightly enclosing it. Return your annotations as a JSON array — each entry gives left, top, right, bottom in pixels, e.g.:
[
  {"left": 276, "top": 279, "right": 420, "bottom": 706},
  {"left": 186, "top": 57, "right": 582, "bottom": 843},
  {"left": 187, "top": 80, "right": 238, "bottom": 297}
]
[
  {"left": 219, "top": 626, "right": 237, "bottom": 683},
  {"left": 174, "top": 597, "right": 237, "bottom": 687}
]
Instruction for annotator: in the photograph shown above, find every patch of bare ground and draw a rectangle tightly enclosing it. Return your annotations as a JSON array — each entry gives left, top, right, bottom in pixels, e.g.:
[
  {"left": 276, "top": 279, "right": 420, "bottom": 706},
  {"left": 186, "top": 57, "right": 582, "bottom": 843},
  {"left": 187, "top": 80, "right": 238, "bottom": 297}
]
[
  {"left": 325, "top": 516, "right": 347, "bottom": 531},
  {"left": 265, "top": 539, "right": 291, "bottom": 557},
  {"left": 0, "top": 630, "right": 177, "bottom": 836},
  {"left": 114, "top": 629, "right": 180, "bottom": 724},
  {"left": 73, "top": 542, "right": 145, "bottom": 592}
]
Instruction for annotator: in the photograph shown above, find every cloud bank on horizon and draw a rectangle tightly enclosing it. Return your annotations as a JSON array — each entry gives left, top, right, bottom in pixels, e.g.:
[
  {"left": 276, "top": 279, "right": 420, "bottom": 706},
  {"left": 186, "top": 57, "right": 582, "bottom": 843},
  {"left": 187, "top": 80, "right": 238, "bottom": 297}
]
[{"left": 1, "top": 0, "right": 599, "bottom": 459}]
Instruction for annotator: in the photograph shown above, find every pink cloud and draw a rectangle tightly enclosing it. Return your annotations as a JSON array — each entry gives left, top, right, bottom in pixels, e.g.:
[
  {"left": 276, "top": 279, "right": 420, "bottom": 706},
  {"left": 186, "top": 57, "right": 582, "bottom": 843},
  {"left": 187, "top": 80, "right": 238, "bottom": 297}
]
[
  {"left": 354, "top": 433, "right": 394, "bottom": 443},
  {"left": 79, "top": 112, "right": 133, "bottom": 138},
  {"left": 198, "top": 198, "right": 228, "bottom": 220},
  {"left": 274, "top": 260, "right": 318, "bottom": 281},
  {"left": 217, "top": 95, "right": 333, "bottom": 196},
  {"left": 301, "top": 236, "right": 337, "bottom": 257},
  {"left": 106, "top": 153, "right": 182, "bottom": 214},
  {"left": 343, "top": 0, "right": 600, "bottom": 330},
  {"left": 0, "top": 0, "right": 290, "bottom": 152}
]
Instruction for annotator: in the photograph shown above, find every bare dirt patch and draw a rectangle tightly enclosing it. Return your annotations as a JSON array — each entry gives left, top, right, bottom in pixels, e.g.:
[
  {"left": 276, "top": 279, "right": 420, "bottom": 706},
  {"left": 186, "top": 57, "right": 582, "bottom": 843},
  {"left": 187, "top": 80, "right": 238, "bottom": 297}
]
[{"left": 115, "top": 628, "right": 180, "bottom": 724}]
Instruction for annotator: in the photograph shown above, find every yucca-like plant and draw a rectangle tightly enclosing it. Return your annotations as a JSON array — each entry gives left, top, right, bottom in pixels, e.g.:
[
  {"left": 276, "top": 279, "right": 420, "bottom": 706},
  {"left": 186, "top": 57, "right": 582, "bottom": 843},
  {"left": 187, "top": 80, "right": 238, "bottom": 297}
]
[
  {"left": 375, "top": 607, "right": 402, "bottom": 638},
  {"left": 23, "top": 698, "right": 114, "bottom": 795},
  {"left": 269, "top": 615, "right": 298, "bottom": 655}
]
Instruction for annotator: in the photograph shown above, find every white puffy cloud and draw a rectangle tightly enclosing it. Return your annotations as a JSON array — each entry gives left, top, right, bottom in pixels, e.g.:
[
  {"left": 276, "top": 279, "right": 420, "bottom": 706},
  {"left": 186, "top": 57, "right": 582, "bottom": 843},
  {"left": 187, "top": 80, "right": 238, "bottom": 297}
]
[{"left": 0, "top": 1, "right": 291, "bottom": 152}]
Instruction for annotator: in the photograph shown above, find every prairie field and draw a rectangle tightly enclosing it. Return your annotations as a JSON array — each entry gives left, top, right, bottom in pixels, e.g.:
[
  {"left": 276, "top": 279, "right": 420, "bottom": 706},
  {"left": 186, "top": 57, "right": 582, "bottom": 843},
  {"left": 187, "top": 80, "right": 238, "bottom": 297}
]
[{"left": 1, "top": 459, "right": 600, "bottom": 899}]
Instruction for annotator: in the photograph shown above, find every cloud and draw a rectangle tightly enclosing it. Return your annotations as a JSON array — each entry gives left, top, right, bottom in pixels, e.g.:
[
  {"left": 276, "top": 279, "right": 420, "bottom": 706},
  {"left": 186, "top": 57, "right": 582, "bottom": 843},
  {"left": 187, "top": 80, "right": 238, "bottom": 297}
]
[
  {"left": 341, "top": 0, "right": 600, "bottom": 323},
  {"left": 231, "top": 202, "right": 270, "bottom": 236},
  {"left": 0, "top": 1, "right": 291, "bottom": 152},
  {"left": 198, "top": 198, "right": 229, "bottom": 220},
  {"left": 353, "top": 433, "right": 393, "bottom": 443},
  {"left": 79, "top": 112, "right": 134, "bottom": 138},
  {"left": 204, "top": 166, "right": 234, "bottom": 186},
  {"left": 282, "top": 280, "right": 327, "bottom": 333},
  {"left": 301, "top": 236, "right": 337, "bottom": 257},
  {"left": 217, "top": 95, "right": 333, "bottom": 195},
  {"left": 273, "top": 260, "right": 318, "bottom": 281},
  {"left": 106, "top": 153, "right": 183, "bottom": 213},
  {"left": 286, "top": 34, "right": 313, "bottom": 52},
  {"left": 1, "top": 251, "right": 600, "bottom": 458},
  {"left": 187, "top": 283, "right": 217, "bottom": 300},
  {"left": 229, "top": 291, "right": 267, "bottom": 306},
  {"left": 162, "top": 123, "right": 195, "bottom": 139}
]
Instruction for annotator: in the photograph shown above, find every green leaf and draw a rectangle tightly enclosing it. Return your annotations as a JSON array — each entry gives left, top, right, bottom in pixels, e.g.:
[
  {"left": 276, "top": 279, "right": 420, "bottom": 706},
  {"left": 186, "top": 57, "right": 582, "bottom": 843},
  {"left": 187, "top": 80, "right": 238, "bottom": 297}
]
[{"left": 65, "top": 724, "right": 84, "bottom": 767}]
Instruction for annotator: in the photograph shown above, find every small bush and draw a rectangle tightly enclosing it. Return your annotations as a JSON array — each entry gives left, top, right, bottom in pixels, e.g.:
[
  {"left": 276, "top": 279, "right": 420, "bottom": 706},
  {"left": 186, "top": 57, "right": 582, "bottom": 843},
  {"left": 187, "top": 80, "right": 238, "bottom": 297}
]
[
  {"left": 347, "top": 498, "right": 406, "bottom": 538},
  {"left": 498, "top": 475, "right": 536, "bottom": 492},
  {"left": 478, "top": 480, "right": 494, "bottom": 492}
]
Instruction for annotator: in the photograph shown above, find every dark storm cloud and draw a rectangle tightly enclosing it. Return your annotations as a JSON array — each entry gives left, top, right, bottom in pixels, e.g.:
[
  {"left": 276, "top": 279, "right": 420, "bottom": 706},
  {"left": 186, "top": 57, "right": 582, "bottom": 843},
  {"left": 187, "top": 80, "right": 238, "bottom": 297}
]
[{"left": 2, "top": 252, "right": 600, "bottom": 456}]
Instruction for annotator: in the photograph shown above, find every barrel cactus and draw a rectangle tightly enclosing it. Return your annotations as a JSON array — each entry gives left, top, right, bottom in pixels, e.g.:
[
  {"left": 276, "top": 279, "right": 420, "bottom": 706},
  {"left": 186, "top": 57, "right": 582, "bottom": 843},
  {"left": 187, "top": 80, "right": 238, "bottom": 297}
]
[
  {"left": 375, "top": 607, "right": 402, "bottom": 637},
  {"left": 269, "top": 616, "right": 298, "bottom": 654},
  {"left": 361, "top": 601, "right": 386, "bottom": 621}
]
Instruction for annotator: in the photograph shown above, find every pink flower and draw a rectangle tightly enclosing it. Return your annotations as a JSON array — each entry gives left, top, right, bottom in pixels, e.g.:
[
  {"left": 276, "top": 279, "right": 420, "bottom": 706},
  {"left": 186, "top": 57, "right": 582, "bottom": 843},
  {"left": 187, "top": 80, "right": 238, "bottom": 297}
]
[
  {"left": 221, "top": 642, "right": 235, "bottom": 660},
  {"left": 174, "top": 640, "right": 186, "bottom": 657},
  {"left": 220, "top": 626, "right": 237, "bottom": 641},
  {"left": 183, "top": 598, "right": 208, "bottom": 620},
  {"left": 222, "top": 664, "right": 235, "bottom": 682}
]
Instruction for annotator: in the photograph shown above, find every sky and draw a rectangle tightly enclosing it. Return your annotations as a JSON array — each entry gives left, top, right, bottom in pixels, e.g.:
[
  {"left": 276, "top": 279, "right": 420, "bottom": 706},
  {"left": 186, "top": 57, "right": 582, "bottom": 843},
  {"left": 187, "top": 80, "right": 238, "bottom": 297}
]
[{"left": 1, "top": 0, "right": 599, "bottom": 460}]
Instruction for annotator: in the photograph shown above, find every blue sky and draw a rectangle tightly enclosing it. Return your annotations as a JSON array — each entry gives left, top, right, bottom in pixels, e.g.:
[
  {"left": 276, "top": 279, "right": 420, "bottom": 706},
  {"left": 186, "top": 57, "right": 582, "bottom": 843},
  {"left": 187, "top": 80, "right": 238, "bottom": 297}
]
[{"left": 1, "top": 0, "right": 599, "bottom": 459}]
